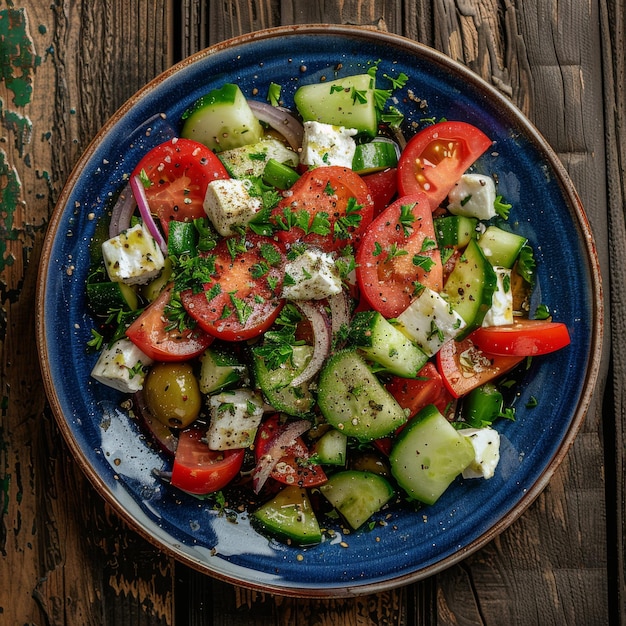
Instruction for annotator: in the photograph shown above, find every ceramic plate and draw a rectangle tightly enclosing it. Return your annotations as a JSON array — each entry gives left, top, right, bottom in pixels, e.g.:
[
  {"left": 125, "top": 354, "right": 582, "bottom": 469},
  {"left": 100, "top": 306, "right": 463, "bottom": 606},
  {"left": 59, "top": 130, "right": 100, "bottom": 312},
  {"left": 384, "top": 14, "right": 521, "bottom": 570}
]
[{"left": 36, "top": 25, "right": 602, "bottom": 597}]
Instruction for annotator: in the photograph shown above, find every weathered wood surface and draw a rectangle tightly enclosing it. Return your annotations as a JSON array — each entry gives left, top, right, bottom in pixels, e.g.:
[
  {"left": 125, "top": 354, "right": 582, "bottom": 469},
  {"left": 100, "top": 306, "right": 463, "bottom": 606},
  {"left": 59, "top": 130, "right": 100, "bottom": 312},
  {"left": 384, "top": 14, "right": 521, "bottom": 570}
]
[{"left": 0, "top": 0, "right": 620, "bottom": 624}]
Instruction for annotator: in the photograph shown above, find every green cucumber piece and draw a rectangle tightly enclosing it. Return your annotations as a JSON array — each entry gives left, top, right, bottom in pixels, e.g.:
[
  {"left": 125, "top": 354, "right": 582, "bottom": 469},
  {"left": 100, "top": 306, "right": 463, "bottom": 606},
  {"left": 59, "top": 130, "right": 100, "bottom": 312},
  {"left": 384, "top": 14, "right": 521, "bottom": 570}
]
[
  {"left": 312, "top": 429, "right": 348, "bottom": 466},
  {"left": 218, "top": 137, "right": 299, "bottom": 179},
  {"left": 320, "top": 470, "right": 394, "bottom": 530},
  {"left": 442, "top": 238, "right": 497, "bottom": 337},
  {"left": 348, "top": 310, "right": 428, "bottom": 377},
  {"left": 252, "top": 486, "right": 322, "bottom": 546},
  {"left": 181, "top": 83, "right": 264, "bottom": 152},
  {"left": 167, "top": 220, "right": 197, "bottom": 257},
  {"left": 317, "top": 349, "right": 407, "bottom": 442},
  {"left": 434, "top": 215, "right": 478, "bottom": 248},
  {"left": 86, "top": 281, "right": 138, "bottom": 314},
  {"left": 389, "top": 405, "right": 475, "bottom": 505},
  {"left": 140, "top": 258, "right": 173, "bottom": 303},
  {"left": 352, "top": 140, "right": 398, "bottom": 174},
  {"left": 263, "top": 158, "right": 300, "bottom": 190},
  {"left": 199, "top": 347, "right": 249, "bottom": 395},
  {"left": 252, "top": 344, "right": 315, "bottom": 417},
  {"left": 294, "top": 74, "right": 378, "bottom": 137},
  {"left": 477, "top": 225, "right": 528, "bottom": 269}
]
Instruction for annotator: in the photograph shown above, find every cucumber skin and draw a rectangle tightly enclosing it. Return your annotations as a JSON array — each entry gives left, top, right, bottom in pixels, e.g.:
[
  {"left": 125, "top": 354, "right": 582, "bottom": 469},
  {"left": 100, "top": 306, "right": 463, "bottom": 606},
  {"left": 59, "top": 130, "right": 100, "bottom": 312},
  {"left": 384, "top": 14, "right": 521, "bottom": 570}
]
[
  {"left": 389, "top": 405, "right": 475, "bottom": 505},
  {"left": 317, "top": 349, "right": 407, "bottom": 442},
  {"left": 443, "top": 238, "right": 497, "bottom": 338},
  {"left": 252, "top": 486, "right": 322, "bottom": 546},
  {"left": 348, "top": 310, "right": 428, "bottom": 378},
  {"left": 294, "top": 75, "right": 378, "bottom": 137},
  {"left": 477, "top": 225, "right": 527, "bottom": 269},
  {"left": 320, "top": 470, "right": 394, "bottom": 530}
]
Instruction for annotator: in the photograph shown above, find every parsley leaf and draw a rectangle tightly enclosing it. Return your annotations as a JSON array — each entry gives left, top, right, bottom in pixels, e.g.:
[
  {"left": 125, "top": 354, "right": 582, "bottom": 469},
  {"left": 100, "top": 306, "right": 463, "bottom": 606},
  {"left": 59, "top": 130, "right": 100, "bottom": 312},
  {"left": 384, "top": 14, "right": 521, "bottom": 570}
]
[
  {"left": 253, "top": 303, "right": 304, "bottom": 369},
  {"left": 334, "top": 197, "right": 363, "bottom": 241},
  {"left": 494, "top": 195, "right": 512, "bottom": 219},
  {"left": 267, "top": 82, "right": 281, "bottom": 107},
  {"left": 398, "top": 203, "right": 416, "bottom": 236}
]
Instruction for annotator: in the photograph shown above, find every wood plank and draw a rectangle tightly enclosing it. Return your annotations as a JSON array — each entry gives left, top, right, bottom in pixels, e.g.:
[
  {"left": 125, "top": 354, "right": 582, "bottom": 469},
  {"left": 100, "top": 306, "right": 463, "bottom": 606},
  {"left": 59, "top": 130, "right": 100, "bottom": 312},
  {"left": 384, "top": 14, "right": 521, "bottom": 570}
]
[{"left": 0, "top": 2, "right": 175, "bottom": 624}]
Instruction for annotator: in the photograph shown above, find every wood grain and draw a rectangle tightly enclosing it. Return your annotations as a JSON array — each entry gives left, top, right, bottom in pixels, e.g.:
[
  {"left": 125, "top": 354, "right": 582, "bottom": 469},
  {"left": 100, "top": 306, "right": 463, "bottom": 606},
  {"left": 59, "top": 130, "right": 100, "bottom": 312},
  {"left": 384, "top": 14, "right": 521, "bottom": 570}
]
[{"left": 0, "top": 0, "right": 618, "bottom": 624}]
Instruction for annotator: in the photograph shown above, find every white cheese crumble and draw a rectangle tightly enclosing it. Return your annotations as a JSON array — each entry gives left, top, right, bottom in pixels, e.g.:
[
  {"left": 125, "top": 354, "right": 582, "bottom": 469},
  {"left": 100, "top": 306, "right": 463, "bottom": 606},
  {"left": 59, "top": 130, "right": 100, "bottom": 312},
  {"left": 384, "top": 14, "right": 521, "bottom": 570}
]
[
  {"left": 482, "top": 266, "right": 514, "bottom": 327},
  {"left": 102, "top": 222, "right": 165, "bottom": 285},
  {"left": 90, "top": 338, "right": 153, "bottom": 394},
  {"left": 206, "top": 389, "right": 265, "bottom": 450},
  {"left": 281, "top": 248, "right": 342, "bottom": 300},
  {"left": 447, "top": 174, "right": 497, "bottom": 220},
  {"left": 395, "top": 287, "right": 466, "bottom": 356},
  {"left": 300, "top": 121, "right": 358, "bottom": 168},
  {"left": 460, "top": 427, "right": 501, "bottom": 479},
  {"left": 203, "top": 178, "right": 262, "bottom": 236}
]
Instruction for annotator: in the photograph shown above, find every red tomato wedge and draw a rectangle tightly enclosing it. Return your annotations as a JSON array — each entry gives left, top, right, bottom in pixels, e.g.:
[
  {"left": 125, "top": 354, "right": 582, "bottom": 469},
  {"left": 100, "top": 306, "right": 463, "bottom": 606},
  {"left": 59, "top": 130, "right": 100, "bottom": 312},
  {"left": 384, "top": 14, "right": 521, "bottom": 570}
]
[
  {"left": 385, "top": 363, "right": 454, "bottom": 418},
  {"left": 436, "top": 336, "right": 524, "bottom": 398},
  {"left": 170, "top": 428, "right": 245, "bottom": 495},
  {"left": 470, "top": 320, "right": 571, "bottom": 356},
  {"left": 125, "top": 284, "right": 213, "bottom": 361},
  {"left": 361, "top": 167, "right": 398, "bottom": 217},
  {"left": 397, "top": 121, "right": 492, "bottom": 211},
  {"left": 254, "top": 415, "right": 327, "bottom": 488},
  {"left": 271, "top": 166, "right": 374, "bottom": 251},
  {"left": 355, "top": 193, "right": 443, "bottom": 318},
  {"left": 131, "top": 137, "right": 229, "bottom": 236},
  {"left": 180, "top": 235, "right": 286, "bottom": 342}
]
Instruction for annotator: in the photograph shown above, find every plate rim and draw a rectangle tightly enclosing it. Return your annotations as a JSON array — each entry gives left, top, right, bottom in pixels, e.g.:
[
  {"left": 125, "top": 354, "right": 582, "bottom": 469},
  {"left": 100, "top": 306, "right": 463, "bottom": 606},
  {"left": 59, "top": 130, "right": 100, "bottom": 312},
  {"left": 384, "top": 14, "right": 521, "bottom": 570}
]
[{"left": 35, "top": 24, "right": 604, "bottom": 598}]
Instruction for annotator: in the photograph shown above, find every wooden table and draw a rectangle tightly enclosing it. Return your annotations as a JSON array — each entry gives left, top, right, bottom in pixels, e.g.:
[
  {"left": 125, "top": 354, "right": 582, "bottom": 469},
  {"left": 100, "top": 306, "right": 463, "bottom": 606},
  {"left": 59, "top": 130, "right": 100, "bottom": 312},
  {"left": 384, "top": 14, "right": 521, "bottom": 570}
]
[{"left": 1, "top": 1, "right": 622, "bottom": 624}]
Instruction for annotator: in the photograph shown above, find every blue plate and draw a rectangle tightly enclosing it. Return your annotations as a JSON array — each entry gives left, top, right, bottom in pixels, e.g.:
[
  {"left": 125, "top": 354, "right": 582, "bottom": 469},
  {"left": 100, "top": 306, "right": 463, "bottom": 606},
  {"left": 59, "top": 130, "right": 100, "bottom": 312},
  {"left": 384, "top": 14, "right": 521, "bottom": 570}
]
[{"left": 36, "top": 25, "right": 603, "bottom": 596}]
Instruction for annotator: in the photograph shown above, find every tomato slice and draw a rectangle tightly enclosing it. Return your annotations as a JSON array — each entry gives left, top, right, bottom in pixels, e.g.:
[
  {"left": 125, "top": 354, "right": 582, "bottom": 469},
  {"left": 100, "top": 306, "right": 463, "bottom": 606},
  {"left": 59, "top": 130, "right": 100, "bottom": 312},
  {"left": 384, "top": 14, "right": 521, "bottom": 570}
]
[
  {"left": 254, "top": 415, "right": 327, "bottom": 488},
  {"left": 180, "top": 235, "right": 285, "bottom": 342},
  {"left": 355, "top": 193, "right": 443, "bottom": 318},
  {"left": 271, "top": 166, "right": 374, "bottom": 251},
  {"left": 125, "top": 284, "right": 213, "bottom": 361},
  {"left": 131, "top": 137, "right": 229, "bottom": 236},
  {"left": 170, "top": 428, "right": 245, "bottom": 495},
  {"left": 397, "top": 121, "right": 492, "bottom": 211},
  {"left": 436, "top": 336, "right": 524, "bottom": 398},
  {"left": 470, "top": 320, "right": 571, "bottom": 356},
  {"left": 361, "top": 167, "right": 398, "bottom": 217},
  {"left": 386, "top": 363, "right": 453, "bottom": 418}
]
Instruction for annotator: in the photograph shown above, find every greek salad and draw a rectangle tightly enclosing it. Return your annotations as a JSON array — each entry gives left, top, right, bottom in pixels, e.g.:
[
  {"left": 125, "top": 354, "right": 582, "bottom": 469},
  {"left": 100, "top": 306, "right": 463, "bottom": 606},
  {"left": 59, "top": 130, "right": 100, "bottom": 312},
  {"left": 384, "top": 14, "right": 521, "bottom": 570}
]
[{"left": 86, "top": 65, "right": 571, "bottom": 546}]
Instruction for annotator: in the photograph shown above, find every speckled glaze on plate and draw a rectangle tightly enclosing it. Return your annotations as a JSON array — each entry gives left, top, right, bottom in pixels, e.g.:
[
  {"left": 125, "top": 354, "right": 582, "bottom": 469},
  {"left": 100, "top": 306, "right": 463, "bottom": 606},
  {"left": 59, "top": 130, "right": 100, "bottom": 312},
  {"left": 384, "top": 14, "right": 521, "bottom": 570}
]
[{"left": 36, "top": 25, "right": 603, "bottom": 597}]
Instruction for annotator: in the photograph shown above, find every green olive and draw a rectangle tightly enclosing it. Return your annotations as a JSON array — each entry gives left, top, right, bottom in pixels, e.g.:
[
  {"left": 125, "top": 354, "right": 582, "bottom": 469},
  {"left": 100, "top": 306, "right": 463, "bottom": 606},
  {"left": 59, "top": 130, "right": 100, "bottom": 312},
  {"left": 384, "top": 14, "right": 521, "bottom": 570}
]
[
  {"left": 143, "top": 362, "right": 202, "bottom": 428},
  {"left": 348, "top": 450, "right": 391, "bottom": 478}
]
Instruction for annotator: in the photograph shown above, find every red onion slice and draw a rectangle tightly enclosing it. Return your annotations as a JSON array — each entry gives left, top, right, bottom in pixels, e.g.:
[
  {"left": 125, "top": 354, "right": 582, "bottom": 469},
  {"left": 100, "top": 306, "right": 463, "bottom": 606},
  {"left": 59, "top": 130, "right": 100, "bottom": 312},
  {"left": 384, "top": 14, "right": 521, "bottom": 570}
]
[
  {"left": 290, "top": 300, "right": 332, "bottom": 387},
  {"left": 328, "top": 290, "right": 351, "bottom": 349},
  {"left": 109, "top": 182, "right": 137, "bottom": 238},
  {"left": 252, "top": 419, "right": 311, "bottom": 493},
  {"left": 247, "top": 100, "right": 304, "bottom": 151},
  {"left": 130, "top": 174, "right": 168, "bottom": 254}
]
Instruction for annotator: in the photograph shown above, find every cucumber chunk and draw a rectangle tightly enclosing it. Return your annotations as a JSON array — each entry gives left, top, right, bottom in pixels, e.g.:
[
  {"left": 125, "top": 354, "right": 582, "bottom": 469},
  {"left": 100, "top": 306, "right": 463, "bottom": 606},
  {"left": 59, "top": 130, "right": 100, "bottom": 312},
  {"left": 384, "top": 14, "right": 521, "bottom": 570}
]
[
  {"left": 181, "top": 83, "right": 264, "bottom": 152},
  {"left": 294, "top": 74, "right": 378, "bottom": 137},
  {"left": 348, "top": 310, "right": 428, "bottom": 377},
  {"left": 252, "top": 486, "right": 322, "bottom": 546},
  {"left": 252, "top": 345, "right": 315, "bottom": 417},
  {"left": 317, "top": 349, "right": 407, "bottom": 442},
  {"left": 312, "top": 429, "right": 348, "bottom": 466},
  {"left": 199, "top": 347, "right": 249, "bottom": 395},
  {"left": 86, "top": 281, "right": 138, "bottom": 314},
  {"left": 442, "top": 238, "right": 497, "bottom": 337},
  {"left": 218, "top": 137, "right": 298, "bottom": 179},
  {"left": 352, "top": 140, "right": 398, "bottom": 174},
  {"left": 390, "top": 405, "right": 475, "bottom": 505},
  {"left": 434, "top": 215, "right": 478, "bottom": 248},
  {"left": 320, "top": 470, "right": 394, "bottom": 530},
  {"left": 477, "top": 225, "right": 527, "bottom": 269}
]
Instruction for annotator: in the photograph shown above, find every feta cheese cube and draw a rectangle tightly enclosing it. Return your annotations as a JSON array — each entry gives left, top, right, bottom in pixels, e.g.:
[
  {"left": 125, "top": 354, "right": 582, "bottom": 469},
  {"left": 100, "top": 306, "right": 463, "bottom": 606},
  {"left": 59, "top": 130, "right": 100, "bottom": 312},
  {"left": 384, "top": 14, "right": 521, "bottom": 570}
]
[
  {"left": 90, "top": 338, "right": 153, "bottom": 394},
  {"left": 447, "top": 174, "right": 497, "bottom": 220},
  {"left": 395, "top": 287, "right": 466, "bottom": 356},
  {"left": 206, "top": 389, "right": 265, "bottom": 450},
  {"left": 482, "top": 266, "right": 514, "bottom": 327},
  {"left": 102, "top": 222, "right": 165, "bottom": 285},
  {"left": 282, "top": 248, "right": 342, "bottom": 300},
  {"left": 300, "top": 121, "right": 358, "bottom": 168},
  {"left": 203, "top": 178, "right": 262, "bottom": 236},
  {"left": 461, "top": 427, "right": 501, "bottom": 479}
]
